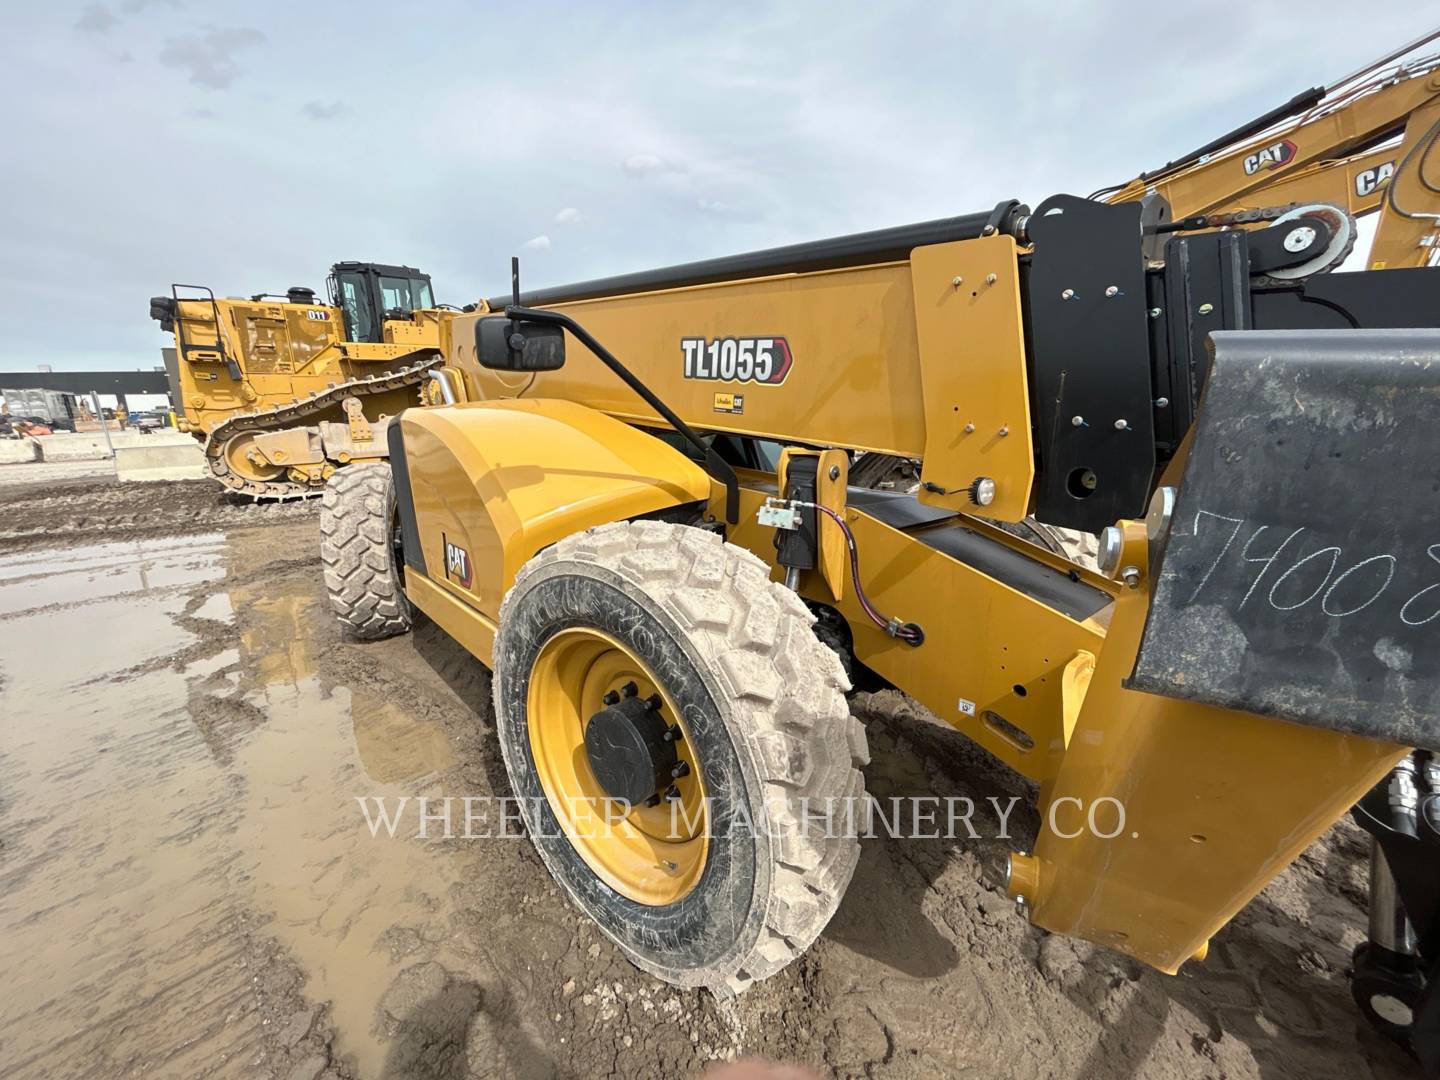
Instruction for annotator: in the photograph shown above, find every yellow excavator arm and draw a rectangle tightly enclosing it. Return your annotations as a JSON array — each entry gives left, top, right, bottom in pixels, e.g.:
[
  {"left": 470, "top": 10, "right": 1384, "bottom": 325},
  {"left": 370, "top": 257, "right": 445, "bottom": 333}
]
[{"left": 1103, "top": 29, "right": 1440, "bottom": 269}]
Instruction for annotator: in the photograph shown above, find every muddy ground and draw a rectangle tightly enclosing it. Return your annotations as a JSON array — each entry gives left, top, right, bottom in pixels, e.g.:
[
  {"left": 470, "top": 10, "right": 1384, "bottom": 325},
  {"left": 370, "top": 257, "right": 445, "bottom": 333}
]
[{"left": 0, "top": 471, "right": 1421, "bottom": 1079}]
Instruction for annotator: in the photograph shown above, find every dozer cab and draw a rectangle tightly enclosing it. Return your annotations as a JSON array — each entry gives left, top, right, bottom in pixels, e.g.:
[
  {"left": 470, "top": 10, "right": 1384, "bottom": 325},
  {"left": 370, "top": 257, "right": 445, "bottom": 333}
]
[
  {"left": 149, "top": 261, "right": 456, "bottom": 498},
  {"left": 320, "top": 190, "right": 1440, "bottom": 1070},
  {"left": 328, "top": 261, "right": 438, "bottom": 344}
]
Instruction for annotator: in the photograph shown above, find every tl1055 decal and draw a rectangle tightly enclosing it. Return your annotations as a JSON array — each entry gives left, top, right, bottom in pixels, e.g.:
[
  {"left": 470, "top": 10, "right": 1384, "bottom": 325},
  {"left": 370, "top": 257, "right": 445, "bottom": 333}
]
[{"left": 681, "top": 336, "right": 793, "bottom": 385}]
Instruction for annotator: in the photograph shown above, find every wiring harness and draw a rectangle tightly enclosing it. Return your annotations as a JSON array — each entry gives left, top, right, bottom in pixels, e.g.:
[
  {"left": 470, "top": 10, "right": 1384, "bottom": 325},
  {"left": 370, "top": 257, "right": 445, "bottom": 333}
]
[{"left": 766, "top": 498, "right": 924, "bottom": 647}]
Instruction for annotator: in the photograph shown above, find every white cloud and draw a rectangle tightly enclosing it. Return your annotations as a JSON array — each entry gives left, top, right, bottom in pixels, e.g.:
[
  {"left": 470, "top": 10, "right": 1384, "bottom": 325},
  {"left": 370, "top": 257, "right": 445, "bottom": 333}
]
[
  {"left": 553, "top": 207, "right": 582, "bottom": 225},
  {"left": 522, "top": 235, "right": 552, "bottom": 251}
]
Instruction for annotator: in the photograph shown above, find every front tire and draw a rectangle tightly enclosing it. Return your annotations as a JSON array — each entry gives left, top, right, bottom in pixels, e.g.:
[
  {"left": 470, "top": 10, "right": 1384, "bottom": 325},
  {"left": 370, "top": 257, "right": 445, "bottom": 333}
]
[
  {"left": 320, "top": 463, "right": 413, "bottom": 640},
  {"left": 493, "top": 520, "right": 869, "bottom": 992}
]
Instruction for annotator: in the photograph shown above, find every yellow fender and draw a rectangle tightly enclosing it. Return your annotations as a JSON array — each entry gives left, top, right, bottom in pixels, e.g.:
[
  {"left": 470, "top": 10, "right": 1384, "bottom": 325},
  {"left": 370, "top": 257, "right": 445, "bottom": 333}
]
[{"left": 395, "top": 399, "right": 711, "bottom": 663}]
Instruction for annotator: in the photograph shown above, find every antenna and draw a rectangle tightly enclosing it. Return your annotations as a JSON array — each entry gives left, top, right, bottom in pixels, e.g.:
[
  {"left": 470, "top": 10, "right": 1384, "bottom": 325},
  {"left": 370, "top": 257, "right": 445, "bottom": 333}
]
[{"left": 508, "top": 256, "right": 523, "bottom": 364}]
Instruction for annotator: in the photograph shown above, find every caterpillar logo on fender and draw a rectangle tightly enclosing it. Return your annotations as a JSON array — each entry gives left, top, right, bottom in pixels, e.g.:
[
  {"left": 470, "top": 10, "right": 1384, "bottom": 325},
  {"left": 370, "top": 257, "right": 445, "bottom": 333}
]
[
  {"left": 1242, "top": 139, "right": 1297, "bottom": 175},
  {"left": 443, "top": 535, "right": 472, "bottom": 588},
  {"left": 681, "top": 336, "right": 793, "bottom": 385},
  {"left": 1356, "top": 161, "right": 1395, "bottom": 197}
]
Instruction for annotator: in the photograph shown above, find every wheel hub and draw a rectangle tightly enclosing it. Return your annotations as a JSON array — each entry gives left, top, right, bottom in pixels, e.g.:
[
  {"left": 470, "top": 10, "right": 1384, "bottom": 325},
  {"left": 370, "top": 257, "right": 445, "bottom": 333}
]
[
  {"left": 527, "top": 628, "right": 706, "bottom": 905},
  {"left": 584, "top": 687, "right": 680, "bottom": 805}
]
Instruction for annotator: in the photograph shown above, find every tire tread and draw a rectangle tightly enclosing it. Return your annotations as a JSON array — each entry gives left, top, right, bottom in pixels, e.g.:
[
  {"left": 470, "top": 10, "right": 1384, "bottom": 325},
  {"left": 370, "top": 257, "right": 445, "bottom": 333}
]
[{"left": 499, "top": 520, "right": 867, "bottom": 992}]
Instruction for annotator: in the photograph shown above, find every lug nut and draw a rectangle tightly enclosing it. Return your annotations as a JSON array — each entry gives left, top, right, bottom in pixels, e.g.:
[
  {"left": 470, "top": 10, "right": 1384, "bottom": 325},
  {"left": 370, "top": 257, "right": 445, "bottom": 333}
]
[
  {"left": 671, "top": 761, "right": 691, "bottom": 780},
  {"left": 645, "top": 693, "right": 663, "bottom": 711},
  {"left": 662, "top": 724, "right": 684, "bottom": 743},
  {"left": 602, "top": 690, "right": 620, "bottom": 706},
  {"left": 665, "top": 785, "right": 681, "bottom": 801},
  {"left": 621, "top": 681, "right": 638, "bottom": 698}
]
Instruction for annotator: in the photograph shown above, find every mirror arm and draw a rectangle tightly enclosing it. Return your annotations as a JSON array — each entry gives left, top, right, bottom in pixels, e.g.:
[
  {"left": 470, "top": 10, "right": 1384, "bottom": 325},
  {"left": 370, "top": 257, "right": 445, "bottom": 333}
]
[{"left": 505, "top": 304, "right": 740, "bottom": 525}]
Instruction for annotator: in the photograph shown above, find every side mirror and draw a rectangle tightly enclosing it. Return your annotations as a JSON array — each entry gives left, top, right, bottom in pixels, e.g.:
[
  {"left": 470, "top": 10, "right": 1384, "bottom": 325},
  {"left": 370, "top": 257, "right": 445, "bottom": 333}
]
[{"left": 475, "top": 315, "right": 566, "bottom": 372}]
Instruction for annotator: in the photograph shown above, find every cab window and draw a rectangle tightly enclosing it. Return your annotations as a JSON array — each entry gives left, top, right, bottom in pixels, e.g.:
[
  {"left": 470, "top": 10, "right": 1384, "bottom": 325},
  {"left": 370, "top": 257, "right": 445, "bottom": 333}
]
[
  {"left": 379, "top": 276, "right": 434, "bottom": 314},
  {"left": 336, "top": 273, "right": 373, "bottom": 342}
]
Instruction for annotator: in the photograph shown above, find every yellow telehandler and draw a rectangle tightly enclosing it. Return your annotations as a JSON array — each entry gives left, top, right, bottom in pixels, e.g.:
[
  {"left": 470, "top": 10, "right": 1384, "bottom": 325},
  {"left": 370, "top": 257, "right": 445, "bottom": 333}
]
[
  {"left": 318, "top": 186, "right": 1440, "bottom": 1068},
  {"left": 315, "top": 35, "right": 1440, "bottom": 1067}
]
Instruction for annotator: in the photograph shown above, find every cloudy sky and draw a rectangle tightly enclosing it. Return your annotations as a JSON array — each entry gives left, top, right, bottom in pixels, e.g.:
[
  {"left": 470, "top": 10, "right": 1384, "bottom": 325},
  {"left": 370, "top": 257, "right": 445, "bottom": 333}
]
[{"left": 1, "top": 2, "right": 1429, "bottom": 372}]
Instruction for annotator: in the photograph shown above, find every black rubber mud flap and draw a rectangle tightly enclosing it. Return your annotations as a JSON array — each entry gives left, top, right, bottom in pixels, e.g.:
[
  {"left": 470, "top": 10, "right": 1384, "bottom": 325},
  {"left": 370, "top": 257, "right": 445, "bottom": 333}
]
[
  {"left": 1130, "top": 329, "right": 1440, "bottom": 750},
  {"left": 387, "top": 414, "right": 426, "bottom": 576}
]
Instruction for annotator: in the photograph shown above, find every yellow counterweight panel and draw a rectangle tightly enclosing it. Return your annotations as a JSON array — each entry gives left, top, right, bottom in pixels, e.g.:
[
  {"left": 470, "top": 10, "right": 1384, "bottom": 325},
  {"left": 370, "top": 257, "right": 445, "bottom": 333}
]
[
  {"left": 1011, "top": 527, "right": 1409, "bottom": 973},
  {"left": 399, "top": 399, "right": 711, "bottom": 623}
]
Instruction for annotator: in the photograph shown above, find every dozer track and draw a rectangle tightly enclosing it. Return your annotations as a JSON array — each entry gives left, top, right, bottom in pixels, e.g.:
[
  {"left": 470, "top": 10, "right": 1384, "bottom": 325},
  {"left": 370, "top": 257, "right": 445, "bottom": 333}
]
[{"left": 202, "top": 352, "right": 442, "bottom": 499}]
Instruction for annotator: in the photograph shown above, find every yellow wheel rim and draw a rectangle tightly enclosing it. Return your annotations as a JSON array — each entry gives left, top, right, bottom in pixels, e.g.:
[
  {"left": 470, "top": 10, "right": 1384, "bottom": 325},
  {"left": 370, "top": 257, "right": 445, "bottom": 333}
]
[{"left": 528, "top": 628, "right": 708, "bottom": 906}]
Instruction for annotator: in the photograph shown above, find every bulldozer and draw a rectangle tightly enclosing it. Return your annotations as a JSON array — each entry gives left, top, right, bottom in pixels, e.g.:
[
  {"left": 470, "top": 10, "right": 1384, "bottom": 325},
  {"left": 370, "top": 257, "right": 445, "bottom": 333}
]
[
  {"left": 149, "top": 261, "right": 457, "bottom": 498},
  {"left": 318, "top": 184, "right": 1440, "bottom": 1069}
]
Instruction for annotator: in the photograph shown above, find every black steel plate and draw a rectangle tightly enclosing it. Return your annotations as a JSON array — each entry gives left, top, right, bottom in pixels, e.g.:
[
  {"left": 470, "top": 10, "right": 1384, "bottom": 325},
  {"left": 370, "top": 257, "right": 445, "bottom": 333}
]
[
  {"left": 1131, "top": 329, "right": 1440, "bottom": 750},
  {"left": 1027, "top": 195, "right": 1157, "bottom": 532}
]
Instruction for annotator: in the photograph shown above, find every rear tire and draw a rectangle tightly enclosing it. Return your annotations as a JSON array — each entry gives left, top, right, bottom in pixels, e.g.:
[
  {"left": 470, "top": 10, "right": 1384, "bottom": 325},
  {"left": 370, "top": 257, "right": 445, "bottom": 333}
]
[
  {"left": 493, "top": 520, "right": 869, "bottom": 992},
  {"left": 320, "top": 463, "right": 413, "bottom": 640}
]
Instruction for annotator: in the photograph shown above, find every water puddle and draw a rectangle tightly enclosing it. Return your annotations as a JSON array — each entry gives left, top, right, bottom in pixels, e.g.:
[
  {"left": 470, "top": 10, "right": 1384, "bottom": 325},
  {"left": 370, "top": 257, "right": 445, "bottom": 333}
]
[
  {"left": 0, "top": 527, "right": 473, "bottom": 1077},
  {"left": 0, "top": 534, "right": 225, "bottom": 616}
]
